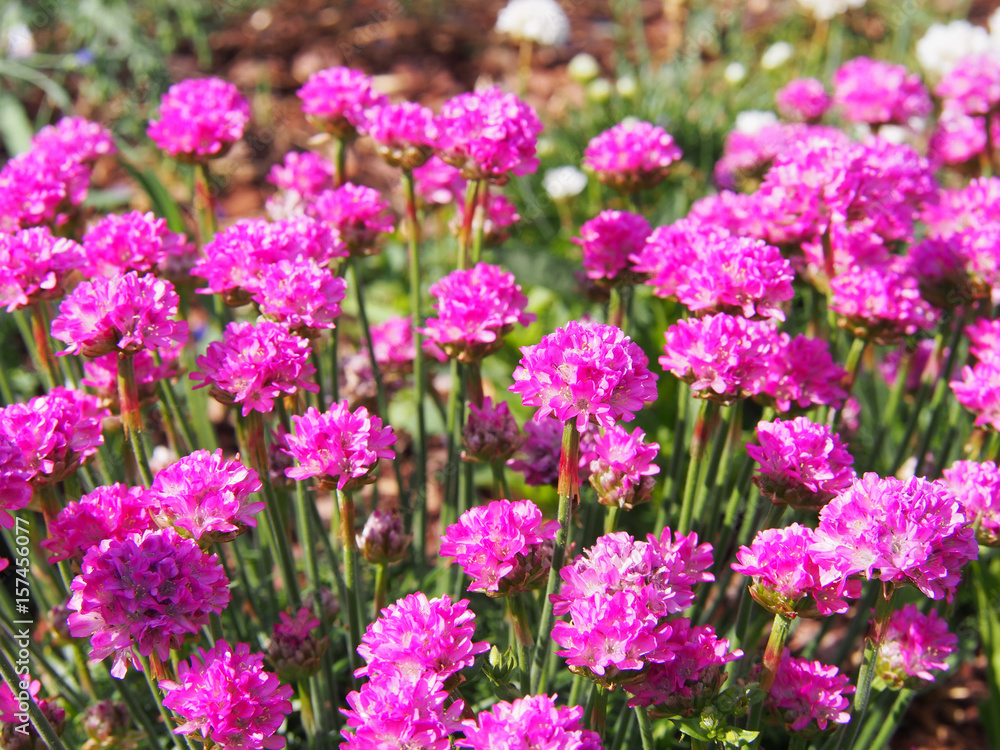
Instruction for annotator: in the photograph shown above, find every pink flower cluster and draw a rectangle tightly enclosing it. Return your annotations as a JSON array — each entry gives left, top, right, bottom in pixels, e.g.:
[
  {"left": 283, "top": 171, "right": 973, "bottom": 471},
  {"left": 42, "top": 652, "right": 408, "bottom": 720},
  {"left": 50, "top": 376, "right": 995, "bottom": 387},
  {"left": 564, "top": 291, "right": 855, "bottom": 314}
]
[
  {"left": 459, "top": 694, "right": 603, "bottom": 750},
  {"left": 935, "top": 53, "right": 1000, "bottom": 117},
  {"left": 310, "top": 182, "right": 395, "bottom": 254},
  {"left": 876, "top": 604, "right": 956, "bottom": 691},
  {"left": 761, "top": 333, "right": 848, "bottom": 413},
  {"left": 928, "top": 110, "right": 991, "bottom": 167},
  {"left": 832, "top": 57, "right": 931, "bottom": 126},
  {"left": 766, "top": 652, "right": 854, "bottom": 733},
  {"left": 268, "top": 607, "right": 329, "bottom": 682},
  {"left": 573, "top": 210, "right": 652, "bottom": 283},
  {"left": 147, "top": 77, "right": 250, "bottom": 158},
  {"left": 0, "top": 434, "right": 32, "bottom": 528},
  {"left": 506, "top": 416, "right": 564, "bottom": 486},
  {"left": 584, "top": 120, "right": 682, "bottom": 193},
  {"left": 940, "top": 459, "right": 1000, "bottom": 546},
  {"left": 68, "top": 528, "right": 230, "bottom": 678},
  {"left": 253, "top": 258, "right": 348, "bottom": 334},
  {"left": 268, "top": 151, "right": 334, "bottom": 195},
  {"left": 713, "top": 122, "right": 841, "bottom": 192},
  {"left": 41, "top": 483, "right": 153, "bottom": 563},
  {"left": 441, "top": 499, "right": 558, "bottom": 595},
  {"left": 587, "top": 424, "right": 660, "bottom": 510},
  {"left": 81, "top": 210, "right": 194, "bottom": 278},
  {"left": 420, "top": 262, "right": 534, "bottom": 362},
  {"left": 776, "top": 78, "right": 831, "bottom": 122},
  {"left": 0, "top": 227, "right": 82, "bottom": 311},
  {"left": 462, "top": 397, "right": 523, "bottom": 463},
  {"left": 161, "top": 640, "right": 293, "bottom": 750},
  {"left": 413, "top": 156, "right": 466, "bottom": 205},
  {"left": 362, "top": 101, "right": 440, "bottom": 169},
  {"left": 511, "top": 320, "right": 658, "bottom": 430},
  {"left": 922, "top": 177, "right": 1000, "bottom": 240},
  {"left": 298, "top": 66, "right": 387, "bottom": 138},
  {"left": 950, "top": 320, "right": 1000, "bottom": 431}
]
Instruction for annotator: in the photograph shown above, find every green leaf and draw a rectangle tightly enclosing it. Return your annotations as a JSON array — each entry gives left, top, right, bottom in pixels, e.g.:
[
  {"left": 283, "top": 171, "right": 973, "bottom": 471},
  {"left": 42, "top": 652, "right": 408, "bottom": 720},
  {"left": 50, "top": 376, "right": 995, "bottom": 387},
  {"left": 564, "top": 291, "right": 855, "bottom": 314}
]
[
  {"left": 0, "top": 92, "right": 33, "bottom": 154},
  {"left": 0, "top": 59, "right": 72, "bottom": 109}
]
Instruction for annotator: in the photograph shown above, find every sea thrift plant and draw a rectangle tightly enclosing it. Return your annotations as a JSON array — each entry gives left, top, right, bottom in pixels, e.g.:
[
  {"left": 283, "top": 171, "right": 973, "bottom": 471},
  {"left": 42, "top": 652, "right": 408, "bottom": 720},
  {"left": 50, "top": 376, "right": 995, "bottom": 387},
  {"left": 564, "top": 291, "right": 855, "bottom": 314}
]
[
  {"left": 267, "top": 151, "right": 335, "bottom": 196},
  {"left": 161, "top": 640, "right": 293, "bottom": 750},
  {"left": 283, "top": 401, "right": 396, "bottom": 491},
  {"left": 147, "top": 77, "right": 250, "bottom": 158},
  {"left": 935, "top": 53, "right": 1000, "bottom": 116},
  {"left": 297, "top": 66, "right": 387, "bottom": 138},
  {"left": 0, "top": 227, "right": 82, "bottom": 311},
  {"left": 0, "top": 434, "right": 32, "bottom": 528},
  {"left": 747, "top": 418, "right": 856, "bottom": 510},
  {"left": 68, "top": 528, "right": 230, "bottom": 678},
  {"left": 440, "top": 499, "right": 558, "bottom": 595},
  {"left": 81, "top": 210, "right": 194, "bottom": 278},
  {"left": 268, "top": 607, "right": 329, "bottom": 683},
  {"left": 41, "top": 483, "right": 154, "bottom": 563},
  {"left": 874, "top": 604, "right": 957, "bottom": 690},
  {"left": 573, "top": 210, "right": 652, "bottom": 283},
  {"left": 51, "top": 271, "right": 188, "bottom": 357},
  {"left": 765, "top": 652, "right": 854, "bottom": 734},
  {"left": 459, "top": 694, "right": 603, "bottom": 750},
  {"left": 251, "top": 258, "right": 347, "bottom": 335},
  {"left": 362, "top": 101, "right": 440, "bottom": 169},
  {"left": 191, "top": 320, "right": 318, "bottom": 415},
  {"left": 776, "top": 77, "right": 831, "bottom": 122},
  {"left": 510, "top": 320, "right": 658, "bottom": 430},
  {"left": 759, "top": 333, "right": 848, "bottom": 413},
  {"left": 832, "top": 57, "right": 932, "bottom": 126},
  {"left": 146, "top": 449, "right": 264, "bottom": 544},
  {"left": 940, "top": 460, "right": 1000, "bottom": 546},
  {"left": 583, "top": 119, "right": 682, "bottom": 192},
  {"left": 420, "top": 262, "right": 534, "bottom": 362},
  {"left": 462, "top": 397, "right": 523, "bottom": 463},
  {"left": 928, "top": 109, "right": 988, "bottom": 166},
  {"left": 829, "top": 261, "right": 939, "bottom": 344},
  {"left": 951, "top": 361, "right": 1000, "bottom": 432},
  {"left": 587, "top": 424, "right": 661, "bottom": 510},
  {"left": 357, "top": 510, "right": 410, "bottom": 565},
  {"left": 310, "top": 182, "right": 395, "bottom": 254}
]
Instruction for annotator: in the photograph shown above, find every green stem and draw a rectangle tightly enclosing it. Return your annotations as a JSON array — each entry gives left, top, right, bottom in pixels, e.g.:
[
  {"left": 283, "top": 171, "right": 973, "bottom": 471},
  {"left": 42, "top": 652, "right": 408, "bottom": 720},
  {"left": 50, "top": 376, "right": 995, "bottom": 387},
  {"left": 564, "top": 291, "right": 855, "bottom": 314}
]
[
  {"left": 14, "top": 308, "right": 55, "bottom": 390},
  {"left": 0, "top": 647, "right": 68, "bottom": 750},
  {"left": 331, "top": 137, "right": 347, "bottom": 187},
  {"left": 868, "top": 345, "right": 915, "bottom": 472},
  {"left": 30, "top": 303, "right": 61, "bottom": 389},
  {"left": 457, "top": 180, "right": 481, "bottom": 270},
  {"left": 678, "top": 399, "right": 717, "bottom": 534},
  {"left": 373, "top": 562, "right": 388, "bottom": 617},
  {"left": 604, "top": 505, "right": 621, "bottom": 534},
  {"left": 193, "top": 161, "right": 217, "bottom": 245},
  {"left": 507, "top": 593, "right": 533, "bottom": 692},
  {"left": 135, "top": 652, "right": 189, "bottom": 750},
  {"left": 635, "top": 706, "right": 655, "bottom": 750},
  {"left": 117, "top": 352, "right": 154, "bottom": 486},
  {"left": 868, "top": 689, "right": 914, "bottom": 749},
  {"left": 337, "top": 488, "right": 365, "bottom": 676},
  {"left": 471, "top": 180, "right": 488, "bottom": 265},
  {"left": 587, "top": 683, "right": 609, "bottom": 738},
  {"left": 655, "top": 383, "right": 689, "bottom": 534},
  {"left": 748, "top": 613, "right": 794, "bottom": 745}
]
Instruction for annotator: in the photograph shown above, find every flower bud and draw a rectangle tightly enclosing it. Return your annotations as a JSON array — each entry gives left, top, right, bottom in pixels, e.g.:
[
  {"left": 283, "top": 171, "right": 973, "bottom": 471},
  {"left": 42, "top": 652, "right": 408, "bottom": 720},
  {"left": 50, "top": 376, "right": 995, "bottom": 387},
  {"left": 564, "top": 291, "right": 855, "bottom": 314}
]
[
  {"left": 268, "top": 607, "right": 330, "bottom": 683},
  {"left": 357, "top": 510, "right": 410, "bottom": 565}
]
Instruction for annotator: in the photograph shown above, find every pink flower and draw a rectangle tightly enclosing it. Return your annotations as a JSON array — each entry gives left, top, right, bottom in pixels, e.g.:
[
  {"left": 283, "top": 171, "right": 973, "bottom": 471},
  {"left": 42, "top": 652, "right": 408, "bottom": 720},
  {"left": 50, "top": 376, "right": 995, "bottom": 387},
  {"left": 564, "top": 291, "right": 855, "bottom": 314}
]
[
  {"left": 832, "top": 57, "right": 931, "bottom": 125},
  {"left": 413, "top": 156, "right": 465, "bottom": 205},
  {"left": 147, "top": 449, "right": 264, "bottom": 544},
  {"left": 797, "top": 223, "right": 891, "bottom": 290},
  {"left": 922, "top": 177, "right": 1000, "bottom": 240},
  {"left": 952, "top": 360, "right": 1000, "bottom": 431},
  {"left": 420, "top": 263, "right": 534, "bottom": 362},
  {"left": 368, "top": 316, "right": 417, "bottom": 373},
  {"left": 81, "top": 210, "right": 194, "bottom": 278},
  {"left": 747, "top": 418, "right": 855, "bottom": 510},
  {"left": 733, "top": 524, "right": 862, "bottom": 618},
  {"left": 41, "top": 483, "right": 154, "bottom": 563},
  {"left": 0, "top": 227, "right": 83, "bottom": 311},
  {"left": 310, "top": 182, "right": 395, "bottom": 254},
  {"left": 437, "top": 86, "right": 542, "bottom": 182},
  {"left": 462, "top": 397, "right": 523, "bottom": 463},
  {"left": 441, "top": 499, "right": 558, "bottom": 595},
  {"left": 759, "top": 333, "right": 848, "bottom": 413},
  {"left": 161, "top": 640, "right": 293, "bottom": 750},
  {"left": 940, "top": 459, "right": 1000, "bottom": 546},
  {"left": 269, "top": 607, "right": 329, "bottom": 683},
  {"left": 297, "top": 66, "right": 387, "bottom": 139},
  {"left": 510, "top": 320, "right": 658, "bottom": 431},
  {"left": 148, "top": 78, "right": 249, "bottom": 158},
  {"left": 32, "top": 116, "right": 115, "bottom": 163},
  {"left": 687, "top": 190, "right": 768, "bottom": 237},
  {"left": 879, "top": 340, "right": 943, "bottom": 394},
  {"left": 266, "top": 151, "right": 334, "bottom": 196},
  {"left": 0, "top": 678, "right": 65, "bottom": 742},
  {"left": 362, "top": 101, "right": 440, "bottom": 169},
  {"left": 659, "top": 313, "right": 778, "bottom": 404},
  {"left": 875, "top": 604, "right": 957, "bottom": 689},
  {"left": 356, "top": 592, "right": 489, "bottom": 680},
  {"left": 0, "top": 434, "right": 32, "bottom": 528},
  {"left": 506, "top": 415, "right": 563, "bottom": 486},
  {"left": 967, "top": 317, "right": 1000, "bottom": 364},
  {"left": 252, "top": 258, "right": 347, "bottom": 334},
  {"left": 766, "top": 652, "right": 854, "bottom": 733},
  {"left": 588, "top": 424, "right": 660, "bottom": 510},
  {"left": 0, "top": 387, "right": 109, "bottom": 486},
  {"left": 459, "top": 694, "right": 602, "bottom": 750},
  {"left": 283, "top": 402, "right": 396, "bottom": 491},
  {"left": 573, "top": 210, "right": 652, "bottom": 283},
  {"left": 936, "top": 53, "right": 1000, "bottom": 116},
  {"left": 583, "top": 119, "right": 682, "bottom": 192},
  {"left": 68, "top": 528, "right": 230, "bottom": 678},
  {"left": 357, "top": 510, "right": 410, "bottom": 565},
  {"left": 51, "top": 271, "right": 188, "bottom": 357},
  {"left": 776, "top": 78, "right": 831, "bottom": 122},
  {"left": 928, "top": 110, "right": 987, "bottom": 166},
  {"left": 812, "top": 473, "right": 978, "bottom": 600},
  {"left": 631, "top": 218, "right": 729, "bottom": 295},
  {"left": 624, "top": 619, "right": 742, "bottom": 716}
]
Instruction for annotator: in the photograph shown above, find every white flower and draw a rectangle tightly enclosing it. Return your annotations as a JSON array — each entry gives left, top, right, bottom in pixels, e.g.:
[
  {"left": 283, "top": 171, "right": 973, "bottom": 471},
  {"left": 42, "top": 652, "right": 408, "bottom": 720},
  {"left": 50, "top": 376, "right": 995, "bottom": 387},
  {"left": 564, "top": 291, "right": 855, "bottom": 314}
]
[
  {"left": 761, "top": 42, "right": 793, "bottom": 70},
  {"left": 795, "top": 0, "right": 866, "bottom": 21},
  {"left": 496, "top": 0, "right": 570, "bottom": 47},
  {"left": 543, "top": 166, "right": 588, "bottom": 200},
  {"left": 616, "top": 76, "right": 638, "bottom": 98},
  {"left": 586, "top": 79, "right": 613, "bottom": 104},
  {"left": 724, "top": 62, "right": 747, "bottom": 84},
  {"left": 916, "top": 20, "right": 992, "bottom": 79},
  {"left": 734, "top": 110, "right": 779, "bottom": 136},
  {"left": 2, "top": 22, "right": 35, "bottom": 60},
  {"left": 568, "top": 53, "right": 600, "bottom": 83}
]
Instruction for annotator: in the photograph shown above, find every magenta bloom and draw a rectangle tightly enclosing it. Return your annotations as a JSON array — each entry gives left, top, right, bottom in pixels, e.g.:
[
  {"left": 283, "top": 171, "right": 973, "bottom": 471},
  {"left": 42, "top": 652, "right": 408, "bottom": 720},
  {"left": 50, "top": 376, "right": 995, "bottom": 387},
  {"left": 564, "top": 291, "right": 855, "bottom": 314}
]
[
  {"left": 161, "top": 640, "right": 292, "bottom": 750},
  {"left": 829, "top": 261, "right": 939, "bottom": 344},
  {"left": 191, "top": 320, "right": 318, "bottom": 416},
  {"left": 507, "top": 416, "right": 563, "bottom": 486},
  {"left": 269, "top": 607, "right": 329, "bottom": 682},
  {"left": 748, "top": 418, "right": 855, "bottom": 510},
  {"left": 624, "top": 619, "right": 742, "bottom": 716},
  {"left": 952, "top": 361, "right": 1000, "bottom": 431},
  {"left": 413, "top": 156, "right": 466, "bottom": 205},
  {"left": 0, "top": 387, "right": 109, "bottom": 486},
  {"left": 441, "top": 499, "right": 558, "bottom": 595},
  {"left": 368, "top": 316, "right": 417, "bottom": 373},
  {"left": 776, "top": 78, "right": 831, "bottom": 122},
  {"left": 362, "top": 101, "right": 440, "bottom": 169},
  {"left": 41, "top": 483, "right": 154, "bottom": 563},
  {"left": 687, "top": 190, "right": 766, "bottom": 237},
  {"left": 583, "top": 119, "right": 682, "bottom": 193},
  {"left": 733, "top": 524, "right": 862, "bottom": 618},
  {"left": 875, "top": 604, "right": 957, "bottom": 690},
  {"left": 766, "top": 652, "right": 854, "bottom": 733},
  {"left": 342, "top": 663, "right": 463, "bottom": 750},
  {"left": 283, "top": 402, "right": 396, "bottom": 491},
  {"left": 420, "top": 263, "right": 534, "bottom": 362},
  {"left": 928, "top": 110, "right": 988, "bottom": 166},
  {"left": 936, "top": 53, "right": 1000, "bottom": 116},
  {"left": 32, "top": 116, "right": 116, "bottom": 164},
  {"left": 573, "top": 210, "right": 652, "bottom": 283},
  {"left": 630, "top": 218, "right": 728, "bottom": 295},
  {"left": 511, "top": 320, "right": 658, "bottom": 431},
  {"left": 310, "top": 182, "right": 395, "bottom": 254},
  {"left": 252, "top": 258, "right": 347, "bottom": 334},
  {"left": 147, "top": 449, "right": 264, "bottom": 544},
  {"left": 759, "top": 333, "right": 848, "bottom": 414},
  {"left": 459, "top": 694, "right": 602, "bottom": 750},
  {"left": 356, "top": 592, "right": 489, "bottom": 680},
  {"left": 462, "top": 397, "right": 523, "bottom": 463},
  {"left": 659, "top": 313, "right": 778, "bottom": 404},
  {"left": 941, "top": 459, "right": 1000, "bottom": 546},
  {"left": 436, "top": 86, "right": 542, "bottom": 182},
  {"left": 588, "top": 424, "right": 660, "bottom": 510},
  {"left": 147, "top": 78, "right": 249, "bottom": 158},
  {"left": 51, "top": 271, "right": 188, "bottom": 357},
  {"left": 68, "top": 528, "right": 230, "bottom": 678},
  {"left": 0, "top": 434, "right": 32, "bottom": 528},
  {"left": 967, "top": 317, "right": 1000, "bottom": 364},
  {"left": 832, "top": 57, "right": 931, "bottom": 126},
  {"left": 81, "top": 210, "right": 193, "bottom": 278},
  {"left": 922, "top": 177, "right": 1000, "bottom": 240},
  {"left": 297, "top": 66, "right": 387, "bottom": 138},
  {"left": 0, "top": 227, "right": 83, "bottom": 311},
  {"left": 812, "top": 473, "right": 978, "bottom": 600},
  {"left": 267, "top": 151, "right": 334, "bottom": 196}
]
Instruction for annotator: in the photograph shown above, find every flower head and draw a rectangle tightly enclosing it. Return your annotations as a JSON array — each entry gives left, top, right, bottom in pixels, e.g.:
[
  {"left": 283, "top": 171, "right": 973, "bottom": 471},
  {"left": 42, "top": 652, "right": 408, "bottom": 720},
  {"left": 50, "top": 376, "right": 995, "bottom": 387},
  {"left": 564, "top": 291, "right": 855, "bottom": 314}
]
[
  {"left": 413, "top": 156, "right": 465, "bottom": 205},
  {"left": 0, "top": 434, "right": 32, "bottom": 529},
  {"left": 952, "top": 360, "right": 1000, "bottom": 431},
  {"left": 441, "top": 499, "right": 558, "bottom": 595},
  {"left": 936, "top": 53, "right": 1000, "bottom": 116},
  {"left": 875, "top": 604, "right": 957, "bottom": 690},
  {"left": 297, "top": 66, "right": 387, "bottom": 139},
  {"left": 940, "top": 459, "right": 1000, "bottom": 546},
  {"left": 462, "top": 397, "right": 523, "bottom": 463},
  {"left": 0, "top": 228, "right": 83, "bottom": 311},
  {"left": 41, "top": 483, "right": 154, "bottom": 563},
  {"left": 494, "top": 0, "right": 571, "bottom": 46},
  {"left": 583, "top": 119, "right": 682, "bottom": 192},
  {"left": 267, "top": 151, "right": 334, "bottom": 197},
  {"left": 573, "top": 210, "right": 651, "bottom": 284},
  {"left": 928, "top": 109, "right": 988, "bottom": 166},
  {"left": 51, "top": 271, "right": 188, "bottom": 357},
  {"left": 506, "top": 416, "right": 563, "bottom": 486},
  {"left": 68, "top": 528, "right": 230, "bottom": 678},
  {"left": 459, "top": 694, "right": 602, "bottom": 750},
  {"left": 829, "top": 261, "right": 939, "bottom": 344},
  {"left": 358, "top": 510, "right": 410, "bottom": 565},
  {"left": 252, "top": 258, "right": 347, "bottom": 335},
  {"left": 776, "top": 78, "right": 831, "bottom": 122},
  {"left": 81, "top": 210, "right": 194, "bottom": 278},
  {"left": 161, "top": 640, "right": 292, "bottom": 750},
  {"left": 588, "top": 424, "right": 660, "bottom": 510},
  {"left": 758, "top": 333, "right": 848, "bottom": 414},
  {"left": 832, "top": 57, "right": 931, "bottom": 125},
  {"left": 148, "top": 77, "right": 250, "bottom": 158},
  {"left": 268, "top": 607, "right": 329, "bottom": 683},
  {"left": 766, "top": 652, "right": 854, "bottom": 734},
  {"left": 310, "top": 182, "right": 395, "bottom": 254},
  {"left": 283, "top": 402, "right": 396, "bottom": 491},
  {"left": 362, "top": 102, "right": 439, "bottom": 169},
  {"left": 191, "top": 320, "right": 318, "bottom": 416},
  {"left": 511, "top": 320, "right": 658, "bottom": 431}
]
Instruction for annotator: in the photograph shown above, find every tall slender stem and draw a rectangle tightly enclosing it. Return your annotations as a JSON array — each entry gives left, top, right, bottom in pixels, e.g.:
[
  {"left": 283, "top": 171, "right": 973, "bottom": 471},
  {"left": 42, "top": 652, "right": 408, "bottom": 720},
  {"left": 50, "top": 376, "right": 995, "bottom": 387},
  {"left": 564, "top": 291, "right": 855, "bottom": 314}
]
[
  {"left": 635, "top": 706, "right": 655, "bottom": 750},
  {"left": 193, "top": 162, "right": 217, "bottom": 245},
  {"left": 30, "top": 303, "right": 60, "bottom": 389},
  {"left": 331, "top": 137, "right": 347, "bottom": 187},
  {"left": 118, "top": 352, "right": 153, "bottom": 486},
  {"left": 655, "top": 383, "right": 689, "bottom": 534},
  {"left": 0, "top": 647, "right": 68, "bottom": 750},
  {"left": 337, "top": 488, "right": 365, "bottom": 676},
  {"left": 135, "top": 652, "right": 189, "bottom": 750},
  {"left": 457, "top": 180, "right": 481, "bottom": 270},
  {"left": 678, "top": 399, "right": 716, "bottom": 534},
  {"left": 507, "top": 593, "right": 533, "bottom": 692}
]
